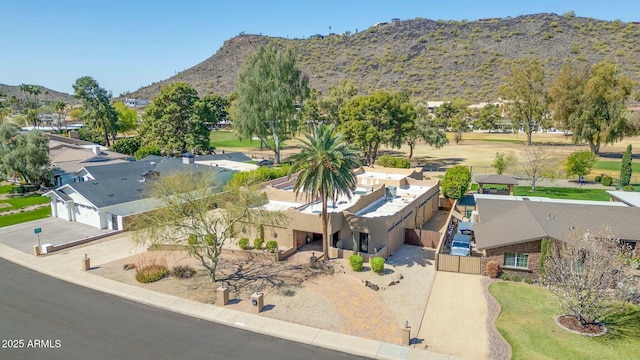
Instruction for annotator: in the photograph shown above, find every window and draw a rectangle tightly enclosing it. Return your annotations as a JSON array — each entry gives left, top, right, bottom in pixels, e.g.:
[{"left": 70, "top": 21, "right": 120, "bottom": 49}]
[
  {"left": 504, "top": 253, "right": 528, "bottom": 268},
  {"left": 359, "top": 232, "right": 369, "bottom": 253}
]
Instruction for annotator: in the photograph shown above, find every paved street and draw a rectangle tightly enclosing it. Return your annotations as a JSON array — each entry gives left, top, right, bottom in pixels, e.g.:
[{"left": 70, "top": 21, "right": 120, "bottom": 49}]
[{"left": 0, "top": 258, "right": 368, "bottom": 360}]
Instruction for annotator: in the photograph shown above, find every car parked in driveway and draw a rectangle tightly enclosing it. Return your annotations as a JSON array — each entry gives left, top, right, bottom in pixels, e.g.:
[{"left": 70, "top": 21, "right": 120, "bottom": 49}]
[{"left": 450, "top": 234, "right": 471, "bottom": 256}]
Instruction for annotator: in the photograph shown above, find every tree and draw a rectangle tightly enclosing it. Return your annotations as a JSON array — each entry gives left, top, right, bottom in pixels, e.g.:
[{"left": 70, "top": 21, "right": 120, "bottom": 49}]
[
  {"left": 565, "top": 150, "right": 597, "bottom": 182},
  {"left": 139, "top": 82, "right": 211, "bottom": 155},
  {"left": 491, "top": 151, "right": 517, "bottom": 174},
  {"left": 499, "top": 58, "right": 548, "bottom": 145},
  {"left": 54, "top": 101, "right": 67, "bottom": 130},
  {"left": 111, "top": 137, "right": 140, "bottom": 156},
  {"left": 0, "top": 124, "right": 51, "bottom": 185},
  {"left": 441, "top": 165, "right": 471, "bottom": 199},
  {"left": 518, "top": 146, "right": 560, "bottom": 191},
  {"left": 620, "top": 144, "right": 633, "bottom": 187},
  {"left": 541, "top": 229, "right": 633, "bottom": 328},
  {"left": 548, "top": 62, "right": 588, "bottom": 135},
  {"left": 473, "top": 103, "right": 502, "bottom": 132},
  {"left": 133, "top": 170, "right": 286, "bottom": 283},
  {"left": 322, "top": 79, "right": 358, "bottom": 124},
  {"left": 73, "top": 76, "right": 118, "bottom": 146},
  {"left": 197, "top": 94, "right": 229, "bottom": 130},
  {"left": 113, "top": 102, "right": 138, "bottom": 134},
  {"left": 576, "top": 60, "right": 633, "bottom": 154},
  {"left": 287, "top": 124, "right": 361, "bottom": 260},
  {"left": 339, "top": 91, "right": 414, "bottom": 165},
  {"left": 232, "top": 45, "right": 309, "bottom": 163},
  {"left": 404, "top": 101, "right": 448, "bottom": 159}
]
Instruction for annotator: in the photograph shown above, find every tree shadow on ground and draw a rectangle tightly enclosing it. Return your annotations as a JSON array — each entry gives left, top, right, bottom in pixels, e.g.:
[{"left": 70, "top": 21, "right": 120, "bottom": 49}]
[
  {"left": 598, "top": 152, "right": 640, "bottom": 160},
  {"left": 386, "top": 246, "right": 434, "bottom": 268},
  {"left": 413, "top": 156, "right": 464, "bottom": 171},
  {"left": 597, "top": 306, "right": 640, "bottom": 343}
]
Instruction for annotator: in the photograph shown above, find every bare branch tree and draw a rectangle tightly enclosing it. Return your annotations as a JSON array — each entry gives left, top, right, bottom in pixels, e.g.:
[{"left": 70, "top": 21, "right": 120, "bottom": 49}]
[
  {"left": 132, "top": 170, "right": 288, "bottom": 282},
  {"left": 541, "top": 228, "right": 633, "bottom": 327},
  {"left": 518, "top": 146, "right": 561, "bottom": 191}
]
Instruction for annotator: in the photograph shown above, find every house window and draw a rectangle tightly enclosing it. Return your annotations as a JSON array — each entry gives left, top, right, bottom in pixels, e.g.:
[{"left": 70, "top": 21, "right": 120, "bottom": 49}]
[{"left": 504, "top": 253, "right": 528, "bottom": 268}]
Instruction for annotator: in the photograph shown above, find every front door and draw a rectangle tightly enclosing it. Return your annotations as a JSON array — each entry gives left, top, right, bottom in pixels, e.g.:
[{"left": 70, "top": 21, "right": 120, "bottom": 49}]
[{"left": 359, "top": 232, "right": 369, "bottom": 253}]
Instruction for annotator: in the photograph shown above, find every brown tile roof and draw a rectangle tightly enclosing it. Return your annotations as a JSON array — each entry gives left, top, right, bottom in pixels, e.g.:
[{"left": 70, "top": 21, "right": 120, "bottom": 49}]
[{"left": 475, "top": 198, "right": 640, "bottom": 249}]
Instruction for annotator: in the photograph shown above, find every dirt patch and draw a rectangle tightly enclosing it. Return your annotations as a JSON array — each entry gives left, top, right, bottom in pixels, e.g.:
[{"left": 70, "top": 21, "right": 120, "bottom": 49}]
[{"left": 555, "top": 315, "right": 607, "bottom": 336}]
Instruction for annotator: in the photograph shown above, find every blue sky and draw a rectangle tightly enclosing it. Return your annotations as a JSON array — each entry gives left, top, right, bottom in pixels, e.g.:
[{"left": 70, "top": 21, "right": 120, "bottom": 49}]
[{"left": 1, "top": 1, "right": 639, "bottom": 96}]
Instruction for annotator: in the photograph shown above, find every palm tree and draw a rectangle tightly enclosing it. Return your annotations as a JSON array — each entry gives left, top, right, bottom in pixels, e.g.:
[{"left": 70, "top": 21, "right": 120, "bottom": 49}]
[
  {"left": 288, "top": 124, "right": 361, "bottom": 260},
  {"left": 54, "top": 101, "right": 67, "bottom": 130}
]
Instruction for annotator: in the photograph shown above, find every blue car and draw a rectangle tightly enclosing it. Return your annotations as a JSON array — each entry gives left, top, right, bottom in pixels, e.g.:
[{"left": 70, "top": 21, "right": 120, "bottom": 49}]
[{"left": 450, "top": 234, "right": 472, "bottom": 256}]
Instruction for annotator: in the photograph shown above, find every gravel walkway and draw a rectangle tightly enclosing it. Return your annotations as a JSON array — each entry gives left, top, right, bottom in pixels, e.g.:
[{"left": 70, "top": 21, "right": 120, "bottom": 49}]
[{"left": 482, "top": 277, "right": 512, "bottom": 360}]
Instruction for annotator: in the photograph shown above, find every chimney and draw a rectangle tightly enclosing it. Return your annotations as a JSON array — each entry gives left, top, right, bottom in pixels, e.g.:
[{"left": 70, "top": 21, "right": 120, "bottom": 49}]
[
  {"left": 69, "top": 130, "right": 79, "bottom": 139},
  {"left": 182, "top": 152, "right": 195, "bottom": 164}
]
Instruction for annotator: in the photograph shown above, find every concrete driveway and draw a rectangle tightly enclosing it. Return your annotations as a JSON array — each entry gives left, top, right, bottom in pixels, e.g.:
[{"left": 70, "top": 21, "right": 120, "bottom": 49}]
[
  {"left": 0, "top": 217, "right": 113, "bottom": 254},
  {"left": 417, "top": 271, "right": 490, "bottom": 360}
]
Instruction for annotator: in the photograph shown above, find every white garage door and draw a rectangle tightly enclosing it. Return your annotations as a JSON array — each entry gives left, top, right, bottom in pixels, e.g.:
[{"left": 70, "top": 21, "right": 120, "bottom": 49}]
[{"left": 74, "top": 205, "right": 101, "bottom": 228}]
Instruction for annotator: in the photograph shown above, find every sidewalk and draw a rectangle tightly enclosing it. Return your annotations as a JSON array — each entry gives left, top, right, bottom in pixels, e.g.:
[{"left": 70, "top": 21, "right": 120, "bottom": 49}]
[{"left": 0, "top": 233, "right": 467, "bottom": 360}]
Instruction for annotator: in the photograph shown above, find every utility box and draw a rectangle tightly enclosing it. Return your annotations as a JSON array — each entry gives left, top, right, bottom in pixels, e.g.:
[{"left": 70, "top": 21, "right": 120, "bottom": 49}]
[
  {"left": 402, "top": 325, "right": 411, "bottom": 346},
  {"left": 33, "top": 245, "right": 41, "bottom": 256},
  {"left": 216, "top": 286, "right": 230, "bottom": 306},
  {"left": 83, "top": 257, "right": 91, "bottom": 271},
  {"left": 250, "top": 292, "right": 264, "bottom": 314}
]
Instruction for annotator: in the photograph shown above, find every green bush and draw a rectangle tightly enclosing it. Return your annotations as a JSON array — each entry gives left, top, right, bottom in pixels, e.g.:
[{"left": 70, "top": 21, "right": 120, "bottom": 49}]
[
  {"left": 171, "top": 265, "right": 196, "bottom": 279},
  {"left": 238, "top": 238, "right": 250, "bottom": 250},
  {"left": 623, "top": 184, "right": 635, "bottom": 192},
  {"left": 601, "top": 175, "right": 613, "bottom": 186},
  {"left": 371, "top": 257, "right": 385, "bottom": 273},
  {"left": 523, "top": 278, "right": 534, "bottom": 284},
  {"left": 500, "top": 273, "right": 511, "bottom": 281},
  {"left": 376, "top": 155, "right": 411, "bottom": 169},
  {"left": 349, "top": 254, "right": 364, "bottom": 271},
  {"left": 135, "top": 265, "right": 169, "bottom": 283},
  {"left": 441, "top": 165, "right": 472, "bottom": 199},
  {"left": 254, "top": 238, "right": 264, "bottom": 250},
  {"left": 511, "top": 275, "right": 521, "bottom": 282},
  {"left": 265, "top": 240, "right": 278, "bottom": 253},
  {"left": 594, "top": 175, "right": 602, "bottom": 183}
]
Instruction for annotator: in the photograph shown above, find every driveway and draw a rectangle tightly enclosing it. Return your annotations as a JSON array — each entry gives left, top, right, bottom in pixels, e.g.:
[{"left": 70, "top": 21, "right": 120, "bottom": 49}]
[
  {"left": 0, "top": 217, "right": 113, "bottom": 253},
  {"left": 418, "top": 271, "right": 490, "bottom": 359}
]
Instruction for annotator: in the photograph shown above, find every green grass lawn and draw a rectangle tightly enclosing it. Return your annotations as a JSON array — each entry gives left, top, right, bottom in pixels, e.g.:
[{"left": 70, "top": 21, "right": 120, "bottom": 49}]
[
  {"left": 490, "top": 282, "right": 640, "bottom": 360},
  {"left": 0, "top": 195, "right": 50, "bottom": 213},
  {"left": 513, "top": 186, "right": 610, "bottom": 201},
  {"left": 0, "top": 185, "right": 13, "bottom": 194},
  {"left": 0, "top": 207, "right": 51, "bottom": 228},
  {"left": 594, "top": 160, "right": 640, "bottom": 173},
  {"left": 209, "top": 130, "right": 261, "bottom": 148}
]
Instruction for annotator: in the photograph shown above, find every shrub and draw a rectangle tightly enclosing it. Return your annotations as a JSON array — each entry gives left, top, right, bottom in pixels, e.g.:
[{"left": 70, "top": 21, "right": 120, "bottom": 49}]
[
  {"left": 524, "top": 278, "right": 534, "bottom": 284},
  {"left": 594, "top": 175, "right": 602, "bottom": 183},
  {"left": 171, "top": 265, "right": 196, "bottom": 279},
  {"left": 135, "top": 265, "right": 169, "bottom": 283},
  {"left": 238, "top": 238, "right": 250, "bottom": 250},
  {"left": 500, "top": 273, "right": 511, "bottom": 281},
  {"left": 485, "top": 260, "right": 500, "bottom": 278},
  {"left": 630, "top": 258, "right": 640, "bottom": 270},
  {"left": 253, "top": 238, "right": 264, "bottom": 250},
  {"left": 623, "top": 184, "right": 635, "bottom": 192},
  {"left": 511, "top": 275, "right": 521, "bottom": 282},
  {"left": 349, "top": 254, "right": 364, "bottom": 271},
  {"left": 376, "top": 155, "right": 411, "bottom": 169},
  {"left": 601, "top": 175, "right": 613, "bottom": 186},
  {"left": 265, "top": 240, "right": 278, "bottom": 253},
  {"left": 441, "top": 165, "right": 472, "bottom": 199},
  {"left": 371, "top": 257, "right": 385, "bottom": 274}
]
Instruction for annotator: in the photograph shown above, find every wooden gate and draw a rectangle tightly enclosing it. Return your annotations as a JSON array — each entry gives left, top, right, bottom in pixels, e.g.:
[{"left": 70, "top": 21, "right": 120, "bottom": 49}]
[
  {"left": 405, "top": 229, "right": 441, "bottom": 248},
  {"left": 437, "top": 254, "right": 482, "bottom": 274}
]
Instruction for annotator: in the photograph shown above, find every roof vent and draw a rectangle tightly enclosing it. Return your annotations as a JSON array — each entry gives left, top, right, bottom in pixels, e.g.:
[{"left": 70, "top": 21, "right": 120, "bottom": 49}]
[
  {"left": 121, "top": 178, "right": 127, "bottom": 180},
  {"left": 107, "top": 194, "right": 114, "bottom": 197}
]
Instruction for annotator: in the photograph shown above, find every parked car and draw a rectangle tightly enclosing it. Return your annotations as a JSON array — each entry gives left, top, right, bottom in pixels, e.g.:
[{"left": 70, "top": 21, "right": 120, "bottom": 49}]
[
  {"left": 450, "top": 234, "right": 472, "bottom": 256},
  {"left": 257, "top": 159, "right": 274, "bottom": 167}
]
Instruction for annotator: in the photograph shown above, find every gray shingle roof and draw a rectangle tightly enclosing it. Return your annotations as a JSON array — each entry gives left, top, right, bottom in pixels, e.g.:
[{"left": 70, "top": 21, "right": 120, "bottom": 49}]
[
  {"left": 475, "top": 174, "right": 519, "bottom": 185},
  {"left": 475, "top": 198, "right": 640, "bottom": 249}
]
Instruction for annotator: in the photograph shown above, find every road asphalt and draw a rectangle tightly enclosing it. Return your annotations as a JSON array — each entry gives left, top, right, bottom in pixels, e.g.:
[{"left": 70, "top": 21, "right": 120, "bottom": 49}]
[{"left": 0, "top": 232, "right": 469, "bottom": 360}]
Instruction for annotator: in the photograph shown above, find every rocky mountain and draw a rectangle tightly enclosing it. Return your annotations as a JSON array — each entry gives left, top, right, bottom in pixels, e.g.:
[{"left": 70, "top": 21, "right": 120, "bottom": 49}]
[
  {"left": 130, "top": 13, "right": 640, "bottom": 102},
  {"left": 0, "top": 83, "right": 76, "bottom": 104}
]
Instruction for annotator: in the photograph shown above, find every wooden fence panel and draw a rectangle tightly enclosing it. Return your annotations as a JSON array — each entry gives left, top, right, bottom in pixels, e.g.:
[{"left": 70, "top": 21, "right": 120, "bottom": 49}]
[
  {"left": 438, "top": 254, "right": 460, "bottom": 272},
  {"left": 459, "top": 256, "right": 482, "bottom": 274}
]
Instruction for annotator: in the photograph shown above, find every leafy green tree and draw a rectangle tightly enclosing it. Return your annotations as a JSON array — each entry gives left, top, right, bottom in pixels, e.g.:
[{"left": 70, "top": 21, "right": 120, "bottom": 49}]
[
  {"left": 73, "top": 76, "right": 118, "bottom": 146},
  {"left": 492, "top": 152, "right": 517, "bottom": 174},
  {"left": 111, "top": 137, "right": 141, "bottom": 156},
  {"left": 288, "top": 124, "right": 361, "bottom": 260},
  {"left": 404, "top": 101, "right": 448, "bottom": 159},
  {"left": 473, "top": 104, "right": 502, "bottom": 132},
  {"left": 113, "top": 102, "right": 138, "bottom": 134},
  {"left": 377, "top": 155, "right": 410, "bottom": 168},
  {"left": 135, "top": 145, "right": 161, "bottom": 160},
  {"left": 232, "top": 45, "right": 309, "bottom": 163},
  {"left": 133, "top": 170, "right": 286, "bottom": 282},
  {"left": 0, "top": 124, "right": 51, "bottom": 185},
  {"left": 322, "top": 79, "right": 358, "bottom": 124},
  {"left": 441, "top": 165, "right": 471, "bottom": 199},
  {"left": 433, "top": 101, "right": 458, "bottom": 129},
  {"left": 565, "top": 150, "right": 597, "bottom": 181},
  {"left": 577, "top": 60, "right": 633, "bottom": 154},
  {"left": 339, "top": 91, "right": 414, "bottom": 165},
  {"left": 139, "top": 82, "right": 210, "bottom": 155},
  {"left": 548, "top": 62, "right": 589, "bottom": 135},
  {"left": 197, "top": 94, "right": 229, "bottom": 129},
  {"left": 620, "top": 144, "right": 633, "bottom": 187},
  {"left": 499, "top": 58, "right": 548, "bottom": 145}
]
